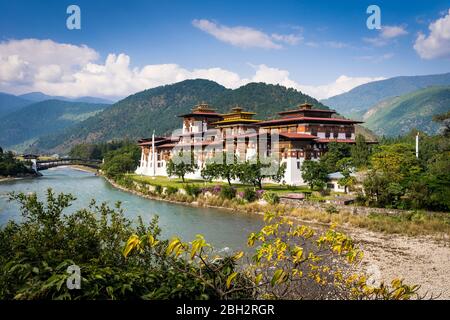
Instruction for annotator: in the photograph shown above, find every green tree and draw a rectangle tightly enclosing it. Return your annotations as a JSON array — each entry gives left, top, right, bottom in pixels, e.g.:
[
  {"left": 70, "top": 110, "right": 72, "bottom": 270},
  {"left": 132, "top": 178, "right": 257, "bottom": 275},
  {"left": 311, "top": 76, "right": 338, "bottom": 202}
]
[
  {"left": 301, "top": 160, "right": 327, "bottom": 190},
  {"left": 236, "top": 158, "right": 286, "bottom": 189},
  {"left": 102, "top": 143, "right": 141, "bottom": 178},
  {"left": 320, "top": 142, "right": 351, "bottom": 173},
  {"left": 0, "top": 149, "right": 33, "bottom": 177},
  {"left": 166, "top": 151, "right": 198, "bottom": 183},
  {"left": 351, "top": 134, "right": 371, "bottom": 168},
  {"left": 201, "top": 153, "right": 239, "bottom": 185}
]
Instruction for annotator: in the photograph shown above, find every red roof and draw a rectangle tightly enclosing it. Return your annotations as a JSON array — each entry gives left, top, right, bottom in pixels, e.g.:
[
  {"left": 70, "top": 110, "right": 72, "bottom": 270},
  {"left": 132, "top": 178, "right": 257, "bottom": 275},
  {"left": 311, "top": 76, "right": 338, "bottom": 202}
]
[
  {"left": 258, "top": 117, "right": 363, "bottom": 125},
  {"left": 177, "top": 112, "right": 222, "bottom": 118},
  {"left": 316, "top": 138, "right": 356, "bottom": 143}
]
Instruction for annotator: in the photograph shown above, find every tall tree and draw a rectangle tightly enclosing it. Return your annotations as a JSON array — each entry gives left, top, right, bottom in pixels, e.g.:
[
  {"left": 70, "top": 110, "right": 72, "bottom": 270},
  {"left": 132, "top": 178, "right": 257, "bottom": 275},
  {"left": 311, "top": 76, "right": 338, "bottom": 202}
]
[
  {"left": 351, "top": 134, "right": 371, "bottom": 168},
  {"left": 301, "top": 160, "right": 327, "bottom": 190},
  {"left": 320, "top": 142, "right": 351, "bottom": 173},
  {"left": 166, "top": 151, "right": 198, "bottom": 182}
]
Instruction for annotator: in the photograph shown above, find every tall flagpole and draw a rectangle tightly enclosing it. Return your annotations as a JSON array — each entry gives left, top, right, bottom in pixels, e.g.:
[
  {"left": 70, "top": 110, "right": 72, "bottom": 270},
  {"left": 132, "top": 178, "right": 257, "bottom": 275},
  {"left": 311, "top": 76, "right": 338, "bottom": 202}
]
[
  {"left": 415, "top": 132, "right": 419, "bottom": 159},
  {"left": 152, "top": 130, "right": 156, "bottom": 176}
]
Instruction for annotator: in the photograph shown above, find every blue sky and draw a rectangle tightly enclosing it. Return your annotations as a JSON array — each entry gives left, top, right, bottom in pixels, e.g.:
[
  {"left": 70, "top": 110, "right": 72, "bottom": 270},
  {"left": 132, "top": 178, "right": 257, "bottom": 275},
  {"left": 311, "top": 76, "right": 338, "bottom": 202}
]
[{"left": 0, "top": 0, "right": 449, "bottom": 99}]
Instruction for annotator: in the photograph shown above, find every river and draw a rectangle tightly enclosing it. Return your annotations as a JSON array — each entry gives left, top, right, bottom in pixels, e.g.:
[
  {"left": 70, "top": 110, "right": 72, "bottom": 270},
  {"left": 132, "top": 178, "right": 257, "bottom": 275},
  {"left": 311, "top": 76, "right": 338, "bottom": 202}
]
[{"left": 0, "top": 167, "right": 264, "bottom": 252}]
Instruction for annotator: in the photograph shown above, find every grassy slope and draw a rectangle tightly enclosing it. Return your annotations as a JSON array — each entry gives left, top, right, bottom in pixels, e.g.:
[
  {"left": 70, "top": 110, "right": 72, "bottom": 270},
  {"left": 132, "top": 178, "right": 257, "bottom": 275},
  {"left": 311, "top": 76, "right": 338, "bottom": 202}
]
[{"left": 362, "top": 86, "right": 450, "bottom": 136}]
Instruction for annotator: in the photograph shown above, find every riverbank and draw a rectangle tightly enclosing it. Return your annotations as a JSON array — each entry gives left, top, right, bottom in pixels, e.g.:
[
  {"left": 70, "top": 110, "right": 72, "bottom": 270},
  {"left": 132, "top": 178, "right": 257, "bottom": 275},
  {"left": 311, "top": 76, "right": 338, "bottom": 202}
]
[
  {"left": 104, "top": 174, "right": 450, "bottom": 299},
  {"left": 63, "top": 164, "right": 99, "bottom": 174},
  {"left": 0, "top": 172, "right": 41, "bottom": 183}
]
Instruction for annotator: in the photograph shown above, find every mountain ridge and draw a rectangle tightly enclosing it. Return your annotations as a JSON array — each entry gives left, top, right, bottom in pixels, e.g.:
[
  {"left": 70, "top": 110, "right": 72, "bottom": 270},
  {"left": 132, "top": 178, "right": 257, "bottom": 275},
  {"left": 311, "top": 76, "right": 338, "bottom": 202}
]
[
  {"left": 0, "top": 99, "right": 108, "bottom": 152},
  {"left": 362, "top": 86, "right": 450, "bottom": 136},
  {"left": 322, "top": 72, "right": 450, "bottom": 115},
  {"left": 31, "top": 79, "right": 332, "bottom": 153}
]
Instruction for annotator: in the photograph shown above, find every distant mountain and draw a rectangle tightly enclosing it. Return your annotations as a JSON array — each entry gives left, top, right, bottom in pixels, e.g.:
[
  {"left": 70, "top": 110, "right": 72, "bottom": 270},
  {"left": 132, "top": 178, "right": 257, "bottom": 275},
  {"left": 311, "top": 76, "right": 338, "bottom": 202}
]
[
  {"left": 362, "top": 86, "right": 450, "bottom": 137},
  {"left": 0, "top": 100, "right": 108, "bottom": 152},
  {"left": 19, "top": 92, "right": 114, "bottom": 104},
  {"left": 0, "top": 92, "right": 31, "bottom": 118},
  {"left": 32, "top": 79, "right": 332, "bottom": 153},
  {"left": 322, "top": 72, "right": 450, "bottom": 115}
]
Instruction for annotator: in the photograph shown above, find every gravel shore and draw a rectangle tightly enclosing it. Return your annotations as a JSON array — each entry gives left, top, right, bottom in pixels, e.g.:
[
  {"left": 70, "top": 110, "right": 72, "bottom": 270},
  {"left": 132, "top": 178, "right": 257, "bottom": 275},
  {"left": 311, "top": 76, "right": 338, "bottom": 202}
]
[{"left": 348, "top": 228, "right": 450, "bottom": 299}]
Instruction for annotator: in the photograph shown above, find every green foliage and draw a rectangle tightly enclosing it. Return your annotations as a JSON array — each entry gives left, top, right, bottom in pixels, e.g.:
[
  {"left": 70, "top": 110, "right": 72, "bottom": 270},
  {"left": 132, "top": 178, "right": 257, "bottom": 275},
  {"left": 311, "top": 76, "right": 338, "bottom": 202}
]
[
  {"left": 351, "top": 134, "right": 371, "bottom": 168},
  {"left": 243, "top": 187, "right": 257, "bottom": 202},
  {"left": 154, "top": 185, "right": 163, "bottom": 195},
  {"left": 184, "top": 184, "right": 202, "bottom": 197},
  {"left": 320, "top": 143, "right": 351, "bottom": 173},
  {"left": 165, "top": 186, "right": 179, "bottom": 196},
  {"left": 220, "top": 185, "right": 236, "bottom": 200},
  {"left": 325, "top": 205, "right": 339, "bottom": 214},
  {"left": 201, "top": 153, "right": 239, "bottom": 185},
  {"left": 166, "top": 151, "right": 198, "bottom": 183},
  {"left": 262, "top": 192, "right": 280, "bottom": 205},
  {"left": 301, "top": 160, "right": 328, "bottom": 190},
  {"left": 0, "top": 189, "right": 249, "bottom": 300},
  {"left": 0, "top": 149, "right": 33, "bottom": 176},
  {"left": 69, "top": 140, "right": 130, "bottom": 160},
  {"left": 236, "top": 159, "right": 286, "bottom": 189},
  {"left": 0, "top": 191, "right": 422, "bottom": 300},
  {"left": 101, "top": 143, "right": 141, "bottom": 178},
  {"left": 357, "top": 131, "right": 450, "bottom": 211}
]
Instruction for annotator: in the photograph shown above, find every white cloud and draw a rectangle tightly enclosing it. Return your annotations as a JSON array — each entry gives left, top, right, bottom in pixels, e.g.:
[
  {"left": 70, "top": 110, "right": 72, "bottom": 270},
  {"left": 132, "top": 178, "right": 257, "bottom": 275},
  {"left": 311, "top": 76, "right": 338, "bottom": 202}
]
[
  {"left": 0, "top": 38, "right": 383, "bottom": 100},
  {"left": 355, "top": 53, "right": 394, "bottom": 63},
  {"left": 297, "top": 75, "right": 386, "bottom": 100},
  {"left": 192, "top": 19, "right": 301, "bottom": 49},
  {"left": 380, "top": 25, "right": 408, "bottom": 39},
  {"left": 364, "top": 25, "right": 408, "bottom": 47},
  {"left": 247, "top": 64, "right": 384, "bottom": 99},
  {"left": 414, "top": 9, "right": 450, "bottom": 59},
  {"left": 271, "top": 33, "right": 303, "bottom": 45}
]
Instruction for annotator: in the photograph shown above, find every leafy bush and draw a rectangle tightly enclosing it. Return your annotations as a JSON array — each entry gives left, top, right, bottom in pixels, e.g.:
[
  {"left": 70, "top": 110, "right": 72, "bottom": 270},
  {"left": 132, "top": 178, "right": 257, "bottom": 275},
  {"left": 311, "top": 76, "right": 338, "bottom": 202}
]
[
  {"left": 165, "top": 186, "right": 178, "bottom": 196},
  {"left": 101, "top": 143, "right": 140, "bottom": 178},
  {"left": 185, "top": 184, "right": 202, "bottom": 197},
  {"left": 243, "top": 188, "right": 257, "bottom": 202},
  {"left": 263, "top": 192, "right": 280, "bottom": 205},
  {"left": 220, "top": 185, "right": 236, "bottom": 200},
  {"left": 154, "top": 185, "right": 163, "bottom": 195},
  {"left": 325, "top": 204, "right": 339, "bottom": 214},
  {"left": 0, "top": 190, "right": 422, "bottom": 300},
  {"left": 0, "top": 149, "right": 33, "bottom": 176},
  {"left": 1, "top": 189, "right": 241, "bottom": 300}
]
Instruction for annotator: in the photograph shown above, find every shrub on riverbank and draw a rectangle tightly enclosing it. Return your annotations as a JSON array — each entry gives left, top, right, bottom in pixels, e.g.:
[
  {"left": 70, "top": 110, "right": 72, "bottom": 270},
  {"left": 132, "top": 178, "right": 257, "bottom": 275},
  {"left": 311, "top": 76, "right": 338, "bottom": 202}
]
[
  {"left": 220, "top": 185, "right": 236, "bottom": 200},
  {"left": 0, "top": 189, "right": 422, "bottom": 300},
  {"left": 0, "top": 148, "right": 34, "bottom": 177}
]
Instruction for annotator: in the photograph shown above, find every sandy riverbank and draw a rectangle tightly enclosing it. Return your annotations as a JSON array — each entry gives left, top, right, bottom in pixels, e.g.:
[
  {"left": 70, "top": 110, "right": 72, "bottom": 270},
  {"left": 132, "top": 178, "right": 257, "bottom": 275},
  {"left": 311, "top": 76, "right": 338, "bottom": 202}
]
[{"left": 349, "top": 228, "right": 450, "bottom": 299}]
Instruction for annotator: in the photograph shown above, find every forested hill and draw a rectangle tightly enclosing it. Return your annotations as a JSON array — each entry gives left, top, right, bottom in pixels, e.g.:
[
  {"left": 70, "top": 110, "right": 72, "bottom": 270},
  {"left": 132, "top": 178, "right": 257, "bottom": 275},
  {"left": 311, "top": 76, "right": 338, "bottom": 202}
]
[
  {"left": 321, "top": 72, "right": 450, "bottom": 116},
  {"left": 32, "top": 79, "right": 329, "bottom": 153},
  {"left": 0, "top": 92, "right": 31, "bottom": 119},
  {"left": 0, "top": 100, "right": 107, "bottom": 152},
  {"left": 362, "top": 86, "right": 450, "bottom": 137}
]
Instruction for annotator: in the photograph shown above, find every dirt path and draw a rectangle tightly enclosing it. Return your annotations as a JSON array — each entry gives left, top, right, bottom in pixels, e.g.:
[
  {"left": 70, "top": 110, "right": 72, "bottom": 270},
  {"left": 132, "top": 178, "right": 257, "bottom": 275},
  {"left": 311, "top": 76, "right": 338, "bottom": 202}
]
[{"left": 347, "top": 228, "right": 450, "bottom": 299}]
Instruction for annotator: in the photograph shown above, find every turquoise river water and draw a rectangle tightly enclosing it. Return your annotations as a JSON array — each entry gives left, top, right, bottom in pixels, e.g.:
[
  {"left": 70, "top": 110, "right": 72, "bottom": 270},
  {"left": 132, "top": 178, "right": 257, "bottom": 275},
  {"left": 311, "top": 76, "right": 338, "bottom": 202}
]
[{"left": 0, "top": 167, "right": 264, "bottom": 252}]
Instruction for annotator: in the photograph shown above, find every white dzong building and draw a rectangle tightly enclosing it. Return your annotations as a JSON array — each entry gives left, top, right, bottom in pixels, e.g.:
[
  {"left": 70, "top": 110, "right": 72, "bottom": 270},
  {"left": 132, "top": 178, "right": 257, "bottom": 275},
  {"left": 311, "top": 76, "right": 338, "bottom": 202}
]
[{"left": 135, "top": 102, "right": 363, "bottom": 185}]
